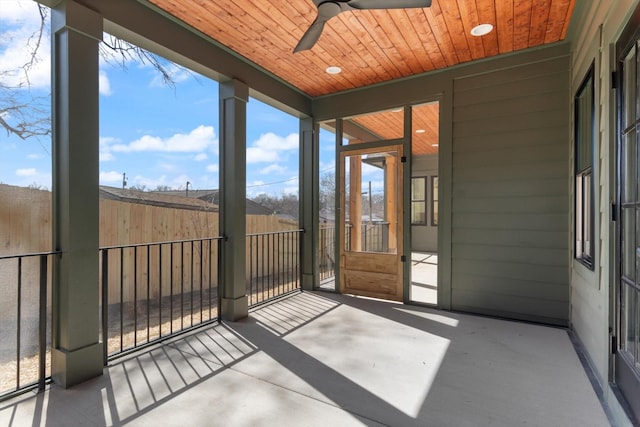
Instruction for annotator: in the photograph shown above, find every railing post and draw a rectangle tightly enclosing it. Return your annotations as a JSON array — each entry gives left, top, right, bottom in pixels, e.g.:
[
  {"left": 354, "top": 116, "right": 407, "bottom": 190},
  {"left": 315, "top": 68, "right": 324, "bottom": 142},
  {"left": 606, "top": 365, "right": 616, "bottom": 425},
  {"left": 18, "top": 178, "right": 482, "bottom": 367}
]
[
  {"left": 219, "top": 79, "right": 249, "bottom": 321},
  {"left": 383, "top": 223, "right": 389, "bottom": 253},
  {"left": 39, "top": 255, "right": 48, "bottom": 391},
  {"left": 16, "top": 258, "right": 22, "bottom": 390},
  {"left": 134, "top": 246, "right": 138, "bottom": 345},
  {"left": 299, "top": 117, "right": 317, "bottom": 290},
  {"left": 216, "top": 238, "right": 222, "bottom": 321},
  {"left": 147, "top": 245, "right": 151, "bottom": 341},
  {"left": 101, "top": 250, "right": 108, "bottom": 365},
  {"left": 170, "top": 243, "right": 174, "bottom": 333},
  {"left": 159, "top": 244, "right": 163, "bottom": 337},
  {"left": 248, "top": 235, "right": 254, "bottom": 306},
  {"left": 50, "top": 0, "right": 103, "bottom": 387},
  {"left": 119, "top": 249, "right": 124, "bottom": 352}
]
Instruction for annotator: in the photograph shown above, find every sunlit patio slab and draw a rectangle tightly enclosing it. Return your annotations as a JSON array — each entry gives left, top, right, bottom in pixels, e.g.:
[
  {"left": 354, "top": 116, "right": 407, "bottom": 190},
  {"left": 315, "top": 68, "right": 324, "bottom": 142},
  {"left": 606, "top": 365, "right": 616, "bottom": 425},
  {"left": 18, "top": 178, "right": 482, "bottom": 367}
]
[{"left": 0, "top": 291, "right": 610, "bottom": 426}]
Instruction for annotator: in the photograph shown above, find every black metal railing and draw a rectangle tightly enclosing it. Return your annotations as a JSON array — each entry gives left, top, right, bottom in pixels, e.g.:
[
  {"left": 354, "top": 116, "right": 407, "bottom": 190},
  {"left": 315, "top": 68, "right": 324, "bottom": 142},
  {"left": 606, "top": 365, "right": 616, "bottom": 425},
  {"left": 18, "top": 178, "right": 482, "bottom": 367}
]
[
  {"left": 319, "top": 226, "right": 336, "bottom": 282},
  {"left": 0, "top": 251, "right": 58, "bottom": 400},
  {"left": 345, "top": 222, "right": 389, "bottom": 253},
  {"left": 99, "top": 237, "right": 222, "bottom": 360},
  {"left": 362, "top": 222, "right": 389, "bottom": 252},
  {"left": 246, "top": 229, "right": 303, "bottom": 307},
  {"left": 2, "top": 230, "right": 306, "bottom": 393}
]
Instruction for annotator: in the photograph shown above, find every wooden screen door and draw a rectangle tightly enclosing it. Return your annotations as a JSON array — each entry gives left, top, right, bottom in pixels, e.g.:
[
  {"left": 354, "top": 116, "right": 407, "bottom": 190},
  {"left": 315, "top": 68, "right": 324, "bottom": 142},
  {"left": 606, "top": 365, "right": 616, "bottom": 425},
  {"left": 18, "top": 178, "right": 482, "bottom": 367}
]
[{"left": 339, "top": 145, "right": 404, "bottom": 301}]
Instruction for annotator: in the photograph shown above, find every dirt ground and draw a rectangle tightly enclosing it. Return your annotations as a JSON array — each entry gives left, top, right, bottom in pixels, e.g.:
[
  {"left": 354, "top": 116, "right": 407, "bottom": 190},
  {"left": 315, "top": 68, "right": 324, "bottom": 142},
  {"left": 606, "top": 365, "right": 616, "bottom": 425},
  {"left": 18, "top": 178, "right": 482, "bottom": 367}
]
[{"left": 1, "top": 281, "right": 298, "bottom": 394}]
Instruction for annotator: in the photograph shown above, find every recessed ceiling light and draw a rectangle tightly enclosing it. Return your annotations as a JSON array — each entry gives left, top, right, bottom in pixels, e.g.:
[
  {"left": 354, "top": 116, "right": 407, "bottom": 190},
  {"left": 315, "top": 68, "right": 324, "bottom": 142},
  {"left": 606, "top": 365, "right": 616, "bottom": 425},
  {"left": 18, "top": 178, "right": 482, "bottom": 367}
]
[
  {"left": 471, "top": 23, "right": 493, "bottom": 37},
  {"left": 415, "top": 129, "right": 426, "bottom": 134},
  {"left": 326, "top": 66, "right": 342, "bottom": 74}
]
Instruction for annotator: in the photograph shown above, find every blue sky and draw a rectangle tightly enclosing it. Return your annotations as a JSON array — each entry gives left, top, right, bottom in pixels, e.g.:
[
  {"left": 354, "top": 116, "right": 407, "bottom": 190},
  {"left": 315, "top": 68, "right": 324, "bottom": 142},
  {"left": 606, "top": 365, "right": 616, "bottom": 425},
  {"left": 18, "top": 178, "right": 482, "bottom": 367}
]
[{"left": 0, "top": 0, "right": 325, "bottom": 197}]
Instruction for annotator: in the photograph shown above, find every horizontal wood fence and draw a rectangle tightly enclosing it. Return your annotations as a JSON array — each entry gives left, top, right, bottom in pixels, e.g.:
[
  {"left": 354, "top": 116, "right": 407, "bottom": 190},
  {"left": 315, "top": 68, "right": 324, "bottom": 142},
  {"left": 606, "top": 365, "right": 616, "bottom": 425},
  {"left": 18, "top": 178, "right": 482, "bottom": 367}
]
[{"left": 1, "top": 184, "right": 299, "bottom": 305}]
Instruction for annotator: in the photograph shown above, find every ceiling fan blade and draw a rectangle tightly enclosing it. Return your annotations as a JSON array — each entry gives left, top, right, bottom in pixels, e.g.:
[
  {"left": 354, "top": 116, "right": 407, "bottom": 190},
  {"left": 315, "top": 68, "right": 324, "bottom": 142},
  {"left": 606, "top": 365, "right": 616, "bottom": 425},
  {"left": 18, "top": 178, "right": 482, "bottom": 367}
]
[
  {"left": 294, "top": 20, "right": 327, "bottom": 52},
  {"left": 347, "top": 0, "right": 431, "bottom": 10},
  {"left": 294, "top": 2, "right": 343, "bottom": 52}
]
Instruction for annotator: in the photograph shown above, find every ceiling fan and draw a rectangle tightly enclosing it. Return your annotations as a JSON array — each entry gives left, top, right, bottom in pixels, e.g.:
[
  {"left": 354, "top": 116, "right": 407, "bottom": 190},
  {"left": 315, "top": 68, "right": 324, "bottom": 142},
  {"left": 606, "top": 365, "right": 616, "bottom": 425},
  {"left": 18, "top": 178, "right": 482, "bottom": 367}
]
[{"left": 294, "top": 0, "right": 432, "bottom": 53}]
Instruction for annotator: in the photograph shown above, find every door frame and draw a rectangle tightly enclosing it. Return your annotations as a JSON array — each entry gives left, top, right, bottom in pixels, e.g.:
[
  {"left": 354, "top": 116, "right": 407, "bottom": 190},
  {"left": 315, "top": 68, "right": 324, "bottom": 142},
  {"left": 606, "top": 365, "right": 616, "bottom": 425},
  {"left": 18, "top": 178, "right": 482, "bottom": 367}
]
[
  {"left": 613, "top": 7, "right": 640, "bottom": 423},
  {"left": 338, "top": 143, "right": 404, "bottom": 301},
  {"left": 326, "top": 99, "right": 450, "bottom": 306}
]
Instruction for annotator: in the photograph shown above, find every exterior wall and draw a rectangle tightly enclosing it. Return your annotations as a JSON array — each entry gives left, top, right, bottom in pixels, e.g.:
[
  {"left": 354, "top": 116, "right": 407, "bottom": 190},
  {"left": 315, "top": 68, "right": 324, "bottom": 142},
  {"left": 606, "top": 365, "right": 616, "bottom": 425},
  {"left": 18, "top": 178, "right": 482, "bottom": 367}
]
[
  {"left": 569, "top": 0, "right": 639, "bottom": 423},
  {"left": 411, "top": 154, "right": 438, "bottom": 252},
  {"left": 450, "top": 56, "right": 571, "bottom": 326},
  {"left": 315, "top": 44, "right": 572, "bottom": 323}
]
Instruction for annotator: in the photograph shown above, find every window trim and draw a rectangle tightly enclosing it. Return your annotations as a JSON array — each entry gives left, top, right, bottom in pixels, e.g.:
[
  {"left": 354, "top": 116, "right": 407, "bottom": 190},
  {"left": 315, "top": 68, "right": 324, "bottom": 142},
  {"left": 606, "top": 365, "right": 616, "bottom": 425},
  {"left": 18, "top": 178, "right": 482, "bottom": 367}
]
[
  {"left": 411, "top": 176, "right": 427, "bottom": 226},
  {"left": 431, "top": 175, "right": 439, "bottom": 227},
  {"left": 574, "top": 63, "right": 595, "bottom": 270}
]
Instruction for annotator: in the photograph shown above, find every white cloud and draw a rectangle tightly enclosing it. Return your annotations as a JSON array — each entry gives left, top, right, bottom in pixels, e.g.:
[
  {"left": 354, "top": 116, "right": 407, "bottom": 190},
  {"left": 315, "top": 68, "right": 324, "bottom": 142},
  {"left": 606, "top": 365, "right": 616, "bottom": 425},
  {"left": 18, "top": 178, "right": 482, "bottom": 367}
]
[
  {"left": 199, "top": 173, "right": 218, "bottom": 190},
  {"left": 129, "top": 174, "right": 167, "bottom": 189},
  {"left": 12, "top": 168, "right": 51, "bottom": 189},
  {"left": 100, "top": 152, "right": 114, "bottom": 162},
  {"left": 99, "top": 171, "right": 123, "bottom": 184},
  {"left": 260, "top": 164, "right": 286, "bottom": 175},
  {"left": 285, "top": 177, "right": 299, "bottom": 190},
  {"left": 0, "top": 1, "right": 39, "bottom": 21},
  {"left": 99, "top": 70, "right": 113, "bottom": 96},
  {"left": 362, "top": 163, "right": 384, "bottom": 176},
  {"left": 100, "top": 136, "right": 118, "bottom": 145},
  {"left": 246, "top": 181, "right": 266, "bottom": 198},
  {"left": 16, "top": 167, "right": 36, "bottom": 176},
  {"left": 319, "top": 161, "right": 335, "bottom": 174},
  {"left": 111, "top": 125, "right": 217, "bottom": 153},
  {"left": 0, "top": 1, "right": 51, "bottom": 90},
  {"left": 126, "top": 174, "right": 194, "bottom": 191},
  {"left": 99, "top": 137, "right": 120, "bottom": 162},
  {"left": 206, "top": 163, "right": 219, "bottom": 172},
  {"left": 158, "top": 162, "right": 178, "bottom": 172},
  {"left": 27, "top": 153, "right": 43, "bottom": 160},
  {"left": 171, "top": 174, "right": 192, "bottom": 188},
  {"left": 99, "top": 171, "right": 122, "bottom": 186},
  {"left": 283, "top": 186, "right": 299, "bottom": 195},
  {"left": 194, "top": 153, "right": 208, "bottom": 161},
  {"left": 246, "top": 132, "right": 298, "bottom": 164},
  {"left": 319, "top": 131, "right": 337, "bottom": 150},
  {"left": 369, "top": 180, "right": 385, "bottom": 190},
  {"left": 1, "top": 143, "right": 17, "bottom": 153},
  {"left": 247, "top": 147, "right": 277, "bottom": 164}
]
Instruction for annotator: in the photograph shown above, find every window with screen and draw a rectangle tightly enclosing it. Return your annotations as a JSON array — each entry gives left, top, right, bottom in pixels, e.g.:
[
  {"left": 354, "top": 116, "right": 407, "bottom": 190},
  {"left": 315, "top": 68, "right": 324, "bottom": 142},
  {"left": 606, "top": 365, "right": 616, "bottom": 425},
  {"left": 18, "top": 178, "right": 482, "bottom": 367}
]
[{"left": 574, "top": 65, "right": 594, "bottom": 268}]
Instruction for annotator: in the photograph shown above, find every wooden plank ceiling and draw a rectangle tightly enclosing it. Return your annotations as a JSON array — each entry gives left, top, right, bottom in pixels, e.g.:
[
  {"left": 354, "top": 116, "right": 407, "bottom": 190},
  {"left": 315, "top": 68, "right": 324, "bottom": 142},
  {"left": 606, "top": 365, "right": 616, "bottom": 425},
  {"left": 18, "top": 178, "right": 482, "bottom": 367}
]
[
  {"left": 149, "top": 0, "right": 575, "bottom": 97},
  {"left": 347, "top": 102, "right": 439, "bottom": 155}
]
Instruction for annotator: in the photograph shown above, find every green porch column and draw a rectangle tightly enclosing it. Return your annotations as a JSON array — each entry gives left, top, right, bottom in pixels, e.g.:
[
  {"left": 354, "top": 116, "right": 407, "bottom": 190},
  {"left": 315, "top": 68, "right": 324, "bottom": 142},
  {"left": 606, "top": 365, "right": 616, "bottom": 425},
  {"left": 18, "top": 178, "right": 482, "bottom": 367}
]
[
  {"left": 219, "top": 80, "right": 249, "bottom": 320},
  {"left": 50, "top": 0, "right": 103, "bottom": 387},
  {"left": 300, "top": 118, "right": 318, "bottom": 290}
]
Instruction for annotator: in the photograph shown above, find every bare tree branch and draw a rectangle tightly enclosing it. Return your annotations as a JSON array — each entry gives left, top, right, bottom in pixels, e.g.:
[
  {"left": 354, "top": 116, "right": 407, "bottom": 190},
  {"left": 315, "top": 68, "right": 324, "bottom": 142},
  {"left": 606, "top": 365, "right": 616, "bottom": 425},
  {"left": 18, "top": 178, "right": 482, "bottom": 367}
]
[
  {"left": 0, "top": 78, "right": 51, "bottom": 140},
  {"left": 20, "top": 5, "right": 48, "bottom": 83},
  {"left": 100, "top": 34, "right": 180, "bottom": 88},
  {"left": 1, "top": 4, "right": 189, "bottom": 141}
]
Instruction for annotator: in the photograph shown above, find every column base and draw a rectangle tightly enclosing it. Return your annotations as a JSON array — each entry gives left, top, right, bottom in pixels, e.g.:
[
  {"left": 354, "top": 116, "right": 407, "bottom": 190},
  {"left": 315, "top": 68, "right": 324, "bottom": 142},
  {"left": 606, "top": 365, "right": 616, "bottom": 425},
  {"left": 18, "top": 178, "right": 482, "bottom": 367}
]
[
  {"left": 302, "top": 273, "right": 314, "bottom": 291},
  {"left": 52, "top": 342, "right": 103, "bottom": 388},
  {"left": 221, "top": 295, "right": 249, "bottom": 321}
]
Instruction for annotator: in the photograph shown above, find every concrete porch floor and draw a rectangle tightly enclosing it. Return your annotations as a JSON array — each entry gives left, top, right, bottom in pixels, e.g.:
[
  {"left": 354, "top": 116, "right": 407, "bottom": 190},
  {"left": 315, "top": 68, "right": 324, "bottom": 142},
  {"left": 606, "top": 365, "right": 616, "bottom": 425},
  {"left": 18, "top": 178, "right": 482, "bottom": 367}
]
[{"left": 1, "top": 292, "right": 610, "bottom": 427}]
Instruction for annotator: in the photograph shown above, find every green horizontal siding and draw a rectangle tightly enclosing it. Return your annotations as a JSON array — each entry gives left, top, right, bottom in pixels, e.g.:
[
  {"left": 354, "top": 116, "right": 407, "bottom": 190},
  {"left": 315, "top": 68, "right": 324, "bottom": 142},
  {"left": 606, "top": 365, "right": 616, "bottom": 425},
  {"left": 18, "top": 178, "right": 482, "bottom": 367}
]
[
  {"left": 453, "top": 244, "right": 568, "bottom": 266},
  {"left": 451, "top": 55, "right": 570, "bottom": 325}
]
